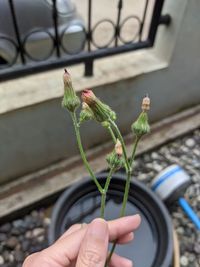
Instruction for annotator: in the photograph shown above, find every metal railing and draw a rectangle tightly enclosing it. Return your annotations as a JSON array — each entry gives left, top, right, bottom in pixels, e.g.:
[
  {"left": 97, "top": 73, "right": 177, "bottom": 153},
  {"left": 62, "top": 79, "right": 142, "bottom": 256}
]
[{"left": 0, "top": 0, "right": 171, "bottom": 81}]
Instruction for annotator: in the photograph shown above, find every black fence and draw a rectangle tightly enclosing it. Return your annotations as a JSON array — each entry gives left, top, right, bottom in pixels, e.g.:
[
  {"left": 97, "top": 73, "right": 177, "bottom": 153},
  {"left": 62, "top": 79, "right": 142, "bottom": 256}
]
[{"left": 0, "top": 0, "right": 171, "bottom": 81}]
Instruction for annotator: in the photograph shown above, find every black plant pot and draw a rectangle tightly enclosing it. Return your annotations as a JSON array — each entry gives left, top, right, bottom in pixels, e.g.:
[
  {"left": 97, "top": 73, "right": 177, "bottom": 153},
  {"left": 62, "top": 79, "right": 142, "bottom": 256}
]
[{"left": 49, "top": 173, "right": 173, "bottom": 267}]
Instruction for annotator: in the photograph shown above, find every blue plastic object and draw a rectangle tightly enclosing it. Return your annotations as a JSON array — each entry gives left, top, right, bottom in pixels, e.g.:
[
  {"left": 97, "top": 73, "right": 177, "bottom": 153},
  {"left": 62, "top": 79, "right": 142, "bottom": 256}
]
[{"left": 179, "top": 197, "right": 200, "bottom": 230}]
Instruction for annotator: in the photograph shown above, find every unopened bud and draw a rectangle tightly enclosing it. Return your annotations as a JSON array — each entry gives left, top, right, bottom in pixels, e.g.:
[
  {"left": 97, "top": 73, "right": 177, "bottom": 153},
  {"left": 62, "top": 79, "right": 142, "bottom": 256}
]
[
  {"left": 79, "top": 102, "right": 94, "bottom": 124},
  {"left": 81, "top": 89, "right": 116, "bottom": 122},
  {"left": 106, "top": 150, "right": 124, "bottom": 170},
  {"left": 142, "top": 95, "right": 150, "bottom": 111},
  {"left": 131, "top": 111, "right": 150, "bottom": 137},
  {"left": 62, "top": 69, "right": 80, "bottom": 112},
  {"left": 101, "top": 121, "right": 110, "bottom": 129},
  {"left": 115, "top": 139, "right": 122, "bottom": 156}
]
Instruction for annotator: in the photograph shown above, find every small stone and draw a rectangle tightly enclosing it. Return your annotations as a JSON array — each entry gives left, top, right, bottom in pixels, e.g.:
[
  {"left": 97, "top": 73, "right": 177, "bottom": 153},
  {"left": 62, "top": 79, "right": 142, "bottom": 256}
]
[
  {"left": 31, "top": 210, "right": 39, "bottom": 218},
  {"left": 194, "top": 243, "right": 200, "bottom": 254},
  {"left": 152, "top": 162, "right": 163, "bottom": 172},
  {"left": 22, "top": 240, "right": 30, "bottom": 251},
  {"left": 151, "top": 152, "right": 160, "bottom": 160},
  {"left": 176, "top": 227, "right": 184, "bottom": 235},
  {"left": 43, "top": 217, "right": 51, "bottom": 227},
  {"left": 13, "top": 219, "right": 24, "bottom": 228},
  {"left": 8, "top": 253, "right": 14, "bottom": 263},
  {"left": 37, "top": 235, "right": 45, "bottom": 243},
  {"left": 194, "top": 149, "right": 200, "bottom": 156},
  {"left": 25, "top": 231, "right": 32, "bottom": 239},
  {"left": 14, "top": 250, "right": 24, "bottom": 262},
  {"left": 0, "top": 255, "right": 4, "bottom": 264},
  {"left": 180, "top": 255, "right": 189, "bottom": 266},
  {"left": 3, "top": 250, "right": 11, "bottom": 261},
  {"left": 11, "top": 228, "right": 21, "bottom": 236},
  {"left": 6, "top": 236, "right": 18, "bottom": 249},
  {"left": 0, "top": 233, "right": 7, "bottom": 242},
  {"left": 0, "top": 223, "right": 12, "bottom": 233},
  {"left": 185, "top": 138, "right": 195, "bottom": 148},
  {"left": 32, "top": 228, "right": 44, "bottom": 237}
]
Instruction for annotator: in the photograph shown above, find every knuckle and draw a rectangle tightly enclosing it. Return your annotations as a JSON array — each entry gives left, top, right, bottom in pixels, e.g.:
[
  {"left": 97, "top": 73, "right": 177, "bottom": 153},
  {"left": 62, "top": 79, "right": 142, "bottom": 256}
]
[{"left": 80, "top": 249, "right": 103, "bottom": 266}]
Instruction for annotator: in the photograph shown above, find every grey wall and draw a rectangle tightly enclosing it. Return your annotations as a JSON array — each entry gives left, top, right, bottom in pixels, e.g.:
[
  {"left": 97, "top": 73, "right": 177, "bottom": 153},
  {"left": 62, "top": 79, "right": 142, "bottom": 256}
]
[{"left": 0, "top": 0, "right": 200, "bottom": 184}]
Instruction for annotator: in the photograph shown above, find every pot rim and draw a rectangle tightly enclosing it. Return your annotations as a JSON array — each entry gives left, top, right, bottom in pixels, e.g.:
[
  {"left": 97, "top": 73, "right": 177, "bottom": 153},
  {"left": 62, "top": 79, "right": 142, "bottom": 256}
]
[{"left": 49, "top": 172, "right": 173, "bottom": 267}]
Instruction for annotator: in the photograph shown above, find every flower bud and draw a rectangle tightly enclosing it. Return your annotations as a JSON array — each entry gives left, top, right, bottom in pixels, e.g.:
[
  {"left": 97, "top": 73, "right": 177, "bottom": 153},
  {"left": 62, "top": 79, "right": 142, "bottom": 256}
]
[
  {"left": 142, "top": 95, "right": 150, "bottom": 111},
  {"left": 81, "top": 89, "right": 116, "bottom": 122},
  {"left": 106, "top": 151, "right": 124, "bottom": 170},
  {"left": 131, "top": 96, "right": 150, "bottom": 138},
  {"left": 79, "top": 102, "right": 94, "bottom": 124},
  {"left": 115, "top": 139, "right": 122, "bottom": 156},
  {"left": 62, "top": 69, "right": 80, "bottom": 112},
  {"left": 131, "top": 111, "right": 150, "bottom": 137},
  {"left": 101, "top": 121, "right": 110, "bottom": 129},
  {"left": 106, "top": 140, "right": 124, "bottom": 170}
]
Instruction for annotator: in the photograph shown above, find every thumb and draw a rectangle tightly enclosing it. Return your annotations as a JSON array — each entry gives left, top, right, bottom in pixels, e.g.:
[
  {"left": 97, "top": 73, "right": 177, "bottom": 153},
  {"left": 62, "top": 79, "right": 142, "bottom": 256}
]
[{"left": 76, "top": 218, "right": 109, "bottom": 267}]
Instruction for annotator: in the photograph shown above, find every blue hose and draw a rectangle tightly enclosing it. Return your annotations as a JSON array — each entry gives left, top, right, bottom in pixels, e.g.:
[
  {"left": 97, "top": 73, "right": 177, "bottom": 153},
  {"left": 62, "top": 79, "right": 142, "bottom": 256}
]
[{"left": 179, "top": 197, "right": 200, "bottom": 230}]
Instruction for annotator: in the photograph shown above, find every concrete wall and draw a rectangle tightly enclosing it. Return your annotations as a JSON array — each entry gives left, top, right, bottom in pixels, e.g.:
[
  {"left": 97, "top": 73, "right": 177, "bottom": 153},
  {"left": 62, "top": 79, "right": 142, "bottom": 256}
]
[{"left": 0, "top": 0, "right": 200, "bottom": 184}]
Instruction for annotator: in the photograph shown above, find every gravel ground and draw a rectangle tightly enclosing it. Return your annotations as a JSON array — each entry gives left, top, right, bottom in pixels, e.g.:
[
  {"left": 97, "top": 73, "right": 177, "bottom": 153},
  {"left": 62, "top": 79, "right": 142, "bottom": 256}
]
[{"left": 0, "top": 128, "right": 199, "bottom": 267}]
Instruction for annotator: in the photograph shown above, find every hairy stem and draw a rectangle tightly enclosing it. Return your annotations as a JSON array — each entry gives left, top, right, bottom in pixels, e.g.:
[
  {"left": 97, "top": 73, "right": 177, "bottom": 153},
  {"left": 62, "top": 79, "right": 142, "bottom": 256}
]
[
  {"left": 107, "top": 126, "right": 117, "bottom": 143},
  {"left": 106, "top": 169, "right": 131, "bottom": 266},
  {"left": 71, "top": 112, "right": 103, "bottom": 194},
  {"left": 130, "top": 136, "right": 140, "bottom": 167},
  {"left": 100, "top": 167, "right": 115, "bottom": 218},
  {"left": 108, "top": 119, "right": 130, "bottom": 171}
]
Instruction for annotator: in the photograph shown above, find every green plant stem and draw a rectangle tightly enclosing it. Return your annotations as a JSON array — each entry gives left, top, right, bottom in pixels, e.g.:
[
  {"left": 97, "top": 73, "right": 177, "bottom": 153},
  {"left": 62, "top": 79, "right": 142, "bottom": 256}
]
[
  {"left": 105, "top": 169, "right": 131, "bottom": 267},
  {"left": 100, "top": 167, "right": 115, "bottom": 218},
  {"left": 107, "top": 126, "right": 117, "bottom": 143},
  {"left": 106, "top": 136, "right": 141, "bottom": 267},
  {"left": 71, "top": 112, "right": 103, "bottom": 194},
  {"left": 130, "top": 136, "right": 140, "bottom": 167},
  {"left": 108, "top": 119, "right": 130, "bottom": 171}
]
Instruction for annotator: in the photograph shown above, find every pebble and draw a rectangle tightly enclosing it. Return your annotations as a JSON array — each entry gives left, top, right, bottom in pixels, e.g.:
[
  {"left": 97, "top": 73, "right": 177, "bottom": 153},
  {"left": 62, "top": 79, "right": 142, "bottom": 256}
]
[
  {"left": 43, "top": 218, "right": 51, "bottom": 227},
  {"left": 181, "top": 255, "right": 189, "bottom": 266},
  {"left": 32, "top": 228, "right": 45, "bottom": 237},
  {"left": 14, "top": 250, "right": 24, "bottom": 262},
  {"left": 6, "top": 237, "right": 19, "bottom": 249},
  {"left": 185, "top": 138, "right": 195, "bottom": 148},
  {"left": 194, "top": 243, "right": 200, "bottom": 254},
  {"left": 0, "top": 255, "right": 4, "bottom": 264},
  {"left": 0, "top": 223, "right": 12, "bottom": 233},
  {"left": 0, "top": 233, "right": 7, "bottom": 242}
]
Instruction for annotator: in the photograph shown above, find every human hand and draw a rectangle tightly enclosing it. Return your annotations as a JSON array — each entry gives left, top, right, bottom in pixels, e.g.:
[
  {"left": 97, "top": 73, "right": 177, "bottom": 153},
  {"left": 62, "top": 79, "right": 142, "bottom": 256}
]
[{"left": 23, "top": 215, "right": 141, "bottom": 267}]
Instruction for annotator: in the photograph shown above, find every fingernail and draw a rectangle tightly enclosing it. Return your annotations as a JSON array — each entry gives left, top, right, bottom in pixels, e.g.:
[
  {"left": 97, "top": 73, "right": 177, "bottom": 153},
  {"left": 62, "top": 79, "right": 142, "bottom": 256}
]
[
  {"left": 123, "top": 258, "right": 133, "bottom": 267},
  {"left": 134, "top": 214, "right": 141, "bottom": 224},
  {"left": 87, "top": 218, "right": 108, "bottom": 239}
]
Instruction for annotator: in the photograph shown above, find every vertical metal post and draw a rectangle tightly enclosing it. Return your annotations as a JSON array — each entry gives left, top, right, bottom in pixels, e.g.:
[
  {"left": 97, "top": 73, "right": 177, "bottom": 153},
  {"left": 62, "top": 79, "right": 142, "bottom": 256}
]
[
  {"left": 139, "top": 0, "right": 149, "bottom": 41},
  {"left": 8, "top": 0, "right": 25, "bottom": 64},
  {"left": 147, "top": 0, "right": 165, "bottom": 45},
  {"left": 87, "top": 0, "right": 92, "bottom": 52},
  {"left": 52, "top": 0, "right": 60, "bottom": 57},
  {"left": 115, "top": 0, "right": 123, "bottom": 46},
  {"left": 85, "top": 0, "right": 93, "bottom": 76},
  {"left": 84, "top": 59, "right": 93, "bottom": 77}
]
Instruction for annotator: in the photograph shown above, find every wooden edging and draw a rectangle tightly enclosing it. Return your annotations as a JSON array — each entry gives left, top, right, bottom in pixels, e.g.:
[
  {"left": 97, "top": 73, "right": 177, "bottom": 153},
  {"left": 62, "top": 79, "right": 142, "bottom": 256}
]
[{"left": 0, "top": 105, "right": 200, "bottom": 222}]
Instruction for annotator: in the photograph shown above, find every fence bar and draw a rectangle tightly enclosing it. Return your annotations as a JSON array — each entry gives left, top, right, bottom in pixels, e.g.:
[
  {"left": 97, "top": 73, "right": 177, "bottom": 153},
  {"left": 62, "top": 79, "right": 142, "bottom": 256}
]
[
  {"left": 139, "top": 0, "right": 149, "bottom": 41},
  {"left": 87, "top": 0, "right": 92, "bottom": 51},
  {"left": 52, "top": 0, "right": 60, "bottom": 57},
  {"left": 115, "top": 0, "right": 123, "bottom": 46},
  {"left": 85, "top": 0, "right": 93, "bottom": 76},
  {"left": 0, "top": 40, "right": 150, "bottom": 81},
  {"left": 147, "top": 0, "right": 165, "bottom": 45},
  {"left": 8, "top": 0, "right": 25, "bottom": 64}
]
